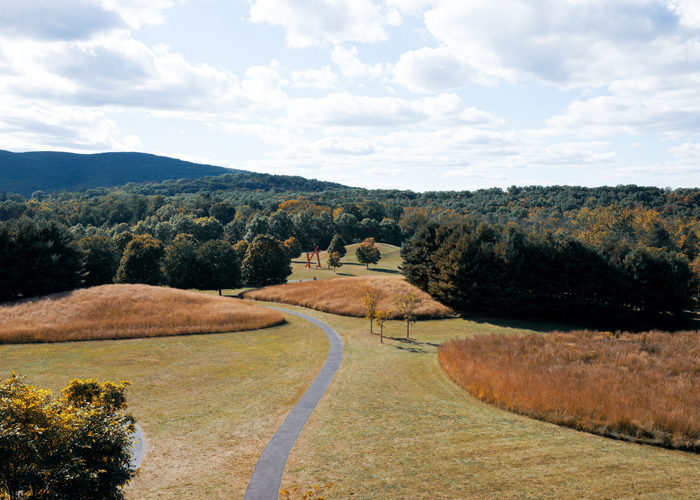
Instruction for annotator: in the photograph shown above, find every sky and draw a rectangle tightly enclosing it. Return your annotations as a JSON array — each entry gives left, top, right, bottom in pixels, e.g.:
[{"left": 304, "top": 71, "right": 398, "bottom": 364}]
[{"left": 1, "top": 0, "right": 699, "bottom": 191}]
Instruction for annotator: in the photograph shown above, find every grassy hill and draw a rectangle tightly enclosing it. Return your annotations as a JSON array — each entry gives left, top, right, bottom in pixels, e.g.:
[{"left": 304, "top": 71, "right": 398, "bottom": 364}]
[
  {"left": 288, "top": 242, "right": 403, "bottom": 281},
  {"left": 0, "top": 150, "right": 233, "bottom": 196},
  {"left": 0, "top": 284, "right": 283, "bottom": 343}
]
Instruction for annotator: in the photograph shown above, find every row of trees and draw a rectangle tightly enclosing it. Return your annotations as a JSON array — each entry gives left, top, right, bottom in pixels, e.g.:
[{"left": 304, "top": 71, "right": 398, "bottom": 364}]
[
  {"left": 0, "top": 219, "right": 293, "bottom": 302},
  {"left": 401, "top": 220, "right": 696, "bottom": 326}
]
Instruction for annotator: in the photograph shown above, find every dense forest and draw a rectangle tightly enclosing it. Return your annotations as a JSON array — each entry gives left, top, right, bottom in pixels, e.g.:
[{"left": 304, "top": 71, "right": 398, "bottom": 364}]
[{"left": 1, "top": 169, "right": 697, "bottom": 327}]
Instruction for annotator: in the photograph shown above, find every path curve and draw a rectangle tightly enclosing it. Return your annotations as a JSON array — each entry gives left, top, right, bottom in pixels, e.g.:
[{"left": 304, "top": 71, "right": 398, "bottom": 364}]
[
  {"left": 244, "top": 308, "right": 343, "bottom": 500},
  {"left": 129, "top": 423, "right": 146, "bottom": 470}
]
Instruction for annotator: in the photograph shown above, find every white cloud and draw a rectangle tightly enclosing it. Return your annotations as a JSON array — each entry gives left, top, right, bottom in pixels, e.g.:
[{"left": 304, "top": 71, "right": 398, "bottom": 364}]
[
  {"left": 0, "top": 0, "right": 124, "bottom": 40},
  {"left": 249, "top": 0, "right": 388, "bottom": 47},
  {"left": 331, "top": 46, "right": 388, "bottom": 80},
  {"left": 286, "top": 92, "right": 501, "bottom": 128},
  {"left": 241, "top": 63, "right": 288, "bottom": 107},
  {"left": 316, "top": 136, "right": 375, "bottom": 155},
  {"left": 421, "top": 0, "right": 700, "bottom": 88},
  {"left": 0, "top": 35, "right": 245, "bottom": 111},
  {"left": 393, "top": 46, "right": 473, "bottom": 93},
  {"left": 547, "top": 76, "right": 700, "bottom": 137},
  {"left": 291, "top": 67, "right": 338, "bottom": 89},
  {"left": 0, "top": 98, "right": 141, "bottom": 151}
]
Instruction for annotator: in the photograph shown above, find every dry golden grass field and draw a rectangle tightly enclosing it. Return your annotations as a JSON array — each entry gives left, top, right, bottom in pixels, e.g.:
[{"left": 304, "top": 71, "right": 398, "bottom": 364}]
[
  {"left": 0, "top": 284, "right": 283, "bottom": 343},
  {"left": 0, "top": 313, "right": 328, "bottom": 498},
  {"left": 439, "top": 330, "right": 700, "bottom": 451},
  {"left": 242, "top": 276, "right": 453, "bottom": 319}
]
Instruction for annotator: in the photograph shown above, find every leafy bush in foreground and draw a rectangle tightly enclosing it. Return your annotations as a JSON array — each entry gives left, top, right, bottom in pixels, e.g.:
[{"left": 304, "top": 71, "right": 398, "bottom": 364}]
[{"left": 0, "top": 374, "right": 136, "bottom": 499}]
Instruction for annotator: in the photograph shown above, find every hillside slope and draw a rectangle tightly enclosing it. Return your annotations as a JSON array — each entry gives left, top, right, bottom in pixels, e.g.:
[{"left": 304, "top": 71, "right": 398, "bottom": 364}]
[{"left": 0, "top": 150, "right": 233, "bottom": 196}]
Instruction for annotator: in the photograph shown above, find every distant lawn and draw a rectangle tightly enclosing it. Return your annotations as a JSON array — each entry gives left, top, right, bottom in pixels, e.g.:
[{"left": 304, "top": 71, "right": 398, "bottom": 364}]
[
  {"left": 288, "top": 242, "right": 402, "bottom": 281},
  {"left": 0, "top": 314, "right": 327, "bottom": 499},
  {"left": 243, "top": 276, "right": 452, "bottom": 319},
  {"left": 0, "top": 284, "right": 283, "bottom": 343},
  {"left": 269, "top": 305, "right": 700, "bottom": 498}
]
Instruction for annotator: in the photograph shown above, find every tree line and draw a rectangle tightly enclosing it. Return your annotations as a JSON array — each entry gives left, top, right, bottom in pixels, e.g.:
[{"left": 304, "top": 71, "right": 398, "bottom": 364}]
[
  {"left": 401, "top": 218, "right": 697, "bottom": 328},
  {"left": 0, "top": 218, "right": 294, "bottom": 301}
]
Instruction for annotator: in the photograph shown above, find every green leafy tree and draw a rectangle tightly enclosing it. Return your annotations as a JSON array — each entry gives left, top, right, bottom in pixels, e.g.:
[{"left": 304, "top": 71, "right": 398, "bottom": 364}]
[
  {"left": 327, "top": 234, "right": 347, "bottom": 258},
  {"left": 269, "top": 210, "right": 295, "bottom": 242},
  {"left": 242, "top": 234, "right": 292, "bottom": 286},
  {"left": 334, "top": 212, "right": 359, "bottom": 243},
  {"left": 193, "top": 216, "right": 224, "bottom": 243},
  {"left": 195, "top": 240, "right": 241, "bottom": 295},
  {"left": 327, "top": 251, "right": 343, "bottom": 272},
  {"left": 112, "top": 231, "right": 135, "bottom": 255},
  {"left": 379, "top": 218, "right": 402, "bottom": 246},
  {"left": 79, "top": 235, "right": 120, "bottom": 287},
  {"left": 163, "top": 233, "right": 199, "bottom": 289},
  {"left": 115, "top": 234, "right": 164, "bottom": 285},
  {"left": 0, "top": 373, "right": 136, "bottom": 500},
  {"left": 233, "top": 239, "right": 249, "bottom": 258},
  {"left": 244, "top": 214, "right": 269, "bottom": 242},
  {"left": 283, "top": 236, "right": 303, "bottom": 259},
  {"left": 355, "top": 237, "right": 381, "bottom": 268}
]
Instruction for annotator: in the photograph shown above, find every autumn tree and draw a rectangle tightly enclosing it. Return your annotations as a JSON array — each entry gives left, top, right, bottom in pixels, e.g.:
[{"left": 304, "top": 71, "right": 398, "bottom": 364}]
[
  {"left": 283, "top": 236, "right": 303, "bottom": 259},
  {"left": 0, "top": 373, "right": 136, "bottom": 500},
  {"left": 393, "top": 293, "right": 419, "bottom": 338},
  {"left": 360, "top": 287, "right": 378, "bottom": 334},
  {"left": 355, "top": 237, "right": 381, "bottom": 268},
  {"left": 327, "top": 251, "right": 343, "bottom": 272},
  {"left": 375, "top": 309, "right": 391, "bottom": 343}
]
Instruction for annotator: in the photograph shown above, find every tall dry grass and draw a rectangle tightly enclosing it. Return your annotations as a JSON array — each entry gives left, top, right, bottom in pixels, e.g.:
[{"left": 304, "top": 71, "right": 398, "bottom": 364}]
[
  {"left": 0, "top": 284, "right": 284, "bottom": 344},
  {"left": 438, "top": 330, "right": 700, "bottom": 451},
  {"left": 243, "top": 276, "right": 453, "bottom": 319}
]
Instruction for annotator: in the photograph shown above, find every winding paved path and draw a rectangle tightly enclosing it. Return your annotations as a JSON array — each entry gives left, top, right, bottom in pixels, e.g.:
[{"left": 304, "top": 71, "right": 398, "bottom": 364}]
[{"left": 243, "top": 308, "right": 343, "bottom": 500}]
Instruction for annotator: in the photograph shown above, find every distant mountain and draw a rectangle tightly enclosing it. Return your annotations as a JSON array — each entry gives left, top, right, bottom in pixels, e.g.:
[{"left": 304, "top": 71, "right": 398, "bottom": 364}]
[{"left": 0, "top": 150, "right": 235, "bottom": 197}]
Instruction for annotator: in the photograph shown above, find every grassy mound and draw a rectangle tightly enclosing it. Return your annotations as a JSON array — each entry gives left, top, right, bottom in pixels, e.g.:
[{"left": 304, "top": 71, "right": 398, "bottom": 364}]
[
  {"left": 243, "top": 276, "right": 453, "bottom": 319},
  {"left": 288, "top": 243, "right": 402, "bottom": 281},
  {"left": 439, "top": 330, "right": 700, "bottom": 451},
  {"left": 0, "top": 284, "right": 284, "bottom": 343}
]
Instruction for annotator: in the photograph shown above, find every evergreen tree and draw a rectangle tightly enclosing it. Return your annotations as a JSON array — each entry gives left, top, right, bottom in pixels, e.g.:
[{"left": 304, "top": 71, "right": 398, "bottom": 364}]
[
  {"left": 0, "top": 219, "right": 83, "bottom": 301},
  {"left": 327, "top": 234, "right": 347, "bottom": 257}
]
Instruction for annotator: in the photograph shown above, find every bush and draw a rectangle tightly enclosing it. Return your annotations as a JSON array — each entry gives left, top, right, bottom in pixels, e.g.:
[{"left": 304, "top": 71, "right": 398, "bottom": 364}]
[{"left": 0, "top": 374, "right": 136, "bottom": 499}]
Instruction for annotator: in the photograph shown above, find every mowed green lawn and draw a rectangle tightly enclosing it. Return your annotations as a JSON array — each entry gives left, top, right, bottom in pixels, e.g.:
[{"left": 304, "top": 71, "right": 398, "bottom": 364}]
[
  {"left": 0, "top": 315, "right": 327, "bottom": 499},
  {"left": 288, "top": 243, "right": 402, "bottom": 281},
  {"left": 270, "top": 305, "right": 700, "bottom": 499}
]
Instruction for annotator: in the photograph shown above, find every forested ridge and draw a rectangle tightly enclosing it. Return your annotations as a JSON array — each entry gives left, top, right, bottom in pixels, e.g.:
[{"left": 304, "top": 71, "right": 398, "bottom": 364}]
[
  {"left": 1, "top": 167, "right": 697, "bottom": 327},
  {"left": 0, "top": 150, "right": 236, "bottom": 196}
]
